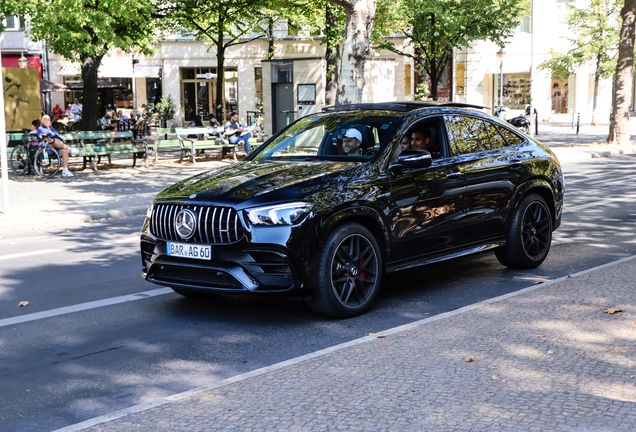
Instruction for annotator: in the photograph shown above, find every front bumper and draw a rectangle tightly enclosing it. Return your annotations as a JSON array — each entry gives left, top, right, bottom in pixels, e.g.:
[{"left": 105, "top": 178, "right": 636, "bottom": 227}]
[{"left": 140, "top": 235, "right": 306, "bottom": 294}]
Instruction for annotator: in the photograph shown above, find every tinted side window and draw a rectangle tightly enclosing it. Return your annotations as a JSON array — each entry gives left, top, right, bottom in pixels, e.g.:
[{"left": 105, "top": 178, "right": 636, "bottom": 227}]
[
  {"left": 485, "top": 122, "right": 508, "bottom": 149},
  {"left": 446, "top": 116, "right": 489, "bottom": 155},
  {"left": 497, "top": 125, "right": 524, "bottom": 147}
]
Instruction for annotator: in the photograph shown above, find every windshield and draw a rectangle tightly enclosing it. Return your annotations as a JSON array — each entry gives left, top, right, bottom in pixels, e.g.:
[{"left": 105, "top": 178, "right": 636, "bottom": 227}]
[{"left": 251, "top": 112, "right": 400, "bottom": 162}]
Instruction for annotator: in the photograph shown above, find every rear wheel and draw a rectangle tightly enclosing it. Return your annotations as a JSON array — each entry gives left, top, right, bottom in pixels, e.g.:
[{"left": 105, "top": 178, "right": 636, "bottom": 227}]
[
  {"left": 519, "top": 124, "right": 529, "bottom": 134},
  {"left": 10, "top": 146, "right": 29, "bottom": 176},
  {"left": 308, "top": 223, "right": 382, "bottom": 318},
  {"left": 495, "top": 193, "right": 552, "bottom": 269},
  {"left": 34, "top": 149, "right": 61, "bottom": 178}
]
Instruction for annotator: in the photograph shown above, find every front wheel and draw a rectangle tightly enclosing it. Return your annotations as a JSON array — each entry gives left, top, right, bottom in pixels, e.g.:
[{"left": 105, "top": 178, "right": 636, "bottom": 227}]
[
  {"left": 495, "top": 193, "right": 552, "bottom": 269},
  {"left": 10, "top": 145, "right": 29, "bottom": 175},
  {"left": 308, "top": 223, "right": 382, "bottom": 318},
  {"left": 34, "top": 149, "right": 61, "bottom": 178}
]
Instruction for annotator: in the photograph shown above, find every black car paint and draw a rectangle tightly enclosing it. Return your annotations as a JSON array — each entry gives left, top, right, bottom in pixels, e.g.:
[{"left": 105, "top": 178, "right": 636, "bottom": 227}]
[{"left": 140, "top": 106, "right": 563, "bottom": 299}]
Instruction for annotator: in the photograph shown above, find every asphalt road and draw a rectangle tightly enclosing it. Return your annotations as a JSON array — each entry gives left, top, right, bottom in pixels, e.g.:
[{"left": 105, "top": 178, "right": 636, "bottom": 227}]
[{"left": 2, "top": 154, "right": 636, "bottom": 432}]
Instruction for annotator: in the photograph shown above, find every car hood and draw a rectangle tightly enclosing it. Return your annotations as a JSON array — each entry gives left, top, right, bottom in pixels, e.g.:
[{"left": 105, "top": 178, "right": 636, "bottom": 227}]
[{"left": 155, "top": 160, "right": 360, "bottom": 203}]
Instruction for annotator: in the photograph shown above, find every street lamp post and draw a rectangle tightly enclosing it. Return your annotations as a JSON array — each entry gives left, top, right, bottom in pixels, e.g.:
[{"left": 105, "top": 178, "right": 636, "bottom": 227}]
[
  {"left": 497, "top": 48, "right": 505, "bottom": 117},
  {"left": 132, "top": 55, "right": 139, "bottom": 115}
]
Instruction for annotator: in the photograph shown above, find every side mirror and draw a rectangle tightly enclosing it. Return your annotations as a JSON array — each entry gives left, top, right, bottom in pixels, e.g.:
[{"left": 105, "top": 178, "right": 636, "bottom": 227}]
[{"left": 396, "top": 149, "right": 432, "bottom": 168}]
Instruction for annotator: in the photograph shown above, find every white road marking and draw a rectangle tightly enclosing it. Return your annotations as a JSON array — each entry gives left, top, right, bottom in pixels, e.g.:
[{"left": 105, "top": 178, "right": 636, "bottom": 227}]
[
  {"left": 52, "top": 253, "right": 636, "bottom": 432},
  {"left": 0, "top": 235, "right": 139, "bottom": 261},
  {"left": 0, "top": 288, "right": 173, "bottom": 328}
]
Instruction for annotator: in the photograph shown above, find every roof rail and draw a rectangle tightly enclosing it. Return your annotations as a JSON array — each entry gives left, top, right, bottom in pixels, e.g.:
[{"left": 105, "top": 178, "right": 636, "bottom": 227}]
[{"left": 322, "top": 101, "right": 487, "bottom": 113}]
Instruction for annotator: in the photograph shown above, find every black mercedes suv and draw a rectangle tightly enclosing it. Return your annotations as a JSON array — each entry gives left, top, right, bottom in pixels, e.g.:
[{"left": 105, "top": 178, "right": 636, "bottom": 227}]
[{"left": 140, "top": 102, "right": 564, "bottom": 317}]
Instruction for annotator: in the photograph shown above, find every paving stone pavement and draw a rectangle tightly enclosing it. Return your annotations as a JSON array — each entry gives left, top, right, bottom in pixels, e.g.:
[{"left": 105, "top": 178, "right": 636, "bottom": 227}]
[{"left": 63, "top": 256, "right": 636, "bottom": 432}]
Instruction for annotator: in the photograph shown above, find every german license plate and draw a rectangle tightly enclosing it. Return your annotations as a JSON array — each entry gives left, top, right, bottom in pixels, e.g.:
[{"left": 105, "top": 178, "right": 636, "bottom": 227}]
[{"left": 167, "top": 242, "right": 212, "bottom": 260}]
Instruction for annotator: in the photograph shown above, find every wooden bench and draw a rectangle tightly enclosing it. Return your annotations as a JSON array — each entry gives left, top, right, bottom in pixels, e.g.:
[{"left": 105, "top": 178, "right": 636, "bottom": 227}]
[
  {"left": 148, "top": 128, "right": 184, "bottom": 162},
  {"left": 58, "top": 130, "right": 147, "bottom": 171},
  {"left": 175, "top": 125, "right": 262, "bottom": 163}
]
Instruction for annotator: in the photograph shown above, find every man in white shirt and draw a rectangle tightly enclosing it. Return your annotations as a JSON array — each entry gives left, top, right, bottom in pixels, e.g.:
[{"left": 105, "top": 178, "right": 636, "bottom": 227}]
[{"left": 71, "top": 97, "right": 83, "bottom": 122}]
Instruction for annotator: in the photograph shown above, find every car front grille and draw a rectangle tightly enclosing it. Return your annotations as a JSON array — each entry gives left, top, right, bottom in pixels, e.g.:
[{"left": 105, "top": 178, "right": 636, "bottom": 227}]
[{"left": 150, "top": 204, "right": 244, "bottom": 244}]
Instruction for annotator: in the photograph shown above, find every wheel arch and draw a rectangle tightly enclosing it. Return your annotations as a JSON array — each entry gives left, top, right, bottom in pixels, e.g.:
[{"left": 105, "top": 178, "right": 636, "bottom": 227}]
[
  {"left": 512, "top": 179, "right": 557, "bottom": 228},
  {"left": 318, "top": 205, "right": 390, "bottom": 263}
]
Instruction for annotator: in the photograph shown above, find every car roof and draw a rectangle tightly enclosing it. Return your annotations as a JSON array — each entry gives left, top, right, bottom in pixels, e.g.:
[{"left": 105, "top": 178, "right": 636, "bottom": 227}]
[{"left": 322, "top": 101, "right": 487, "bottom": 113}]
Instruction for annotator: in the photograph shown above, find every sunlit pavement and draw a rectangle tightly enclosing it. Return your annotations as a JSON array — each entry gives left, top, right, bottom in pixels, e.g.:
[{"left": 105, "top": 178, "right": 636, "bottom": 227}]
[{"left": 67, "top": 255, "right": 636, "bottom": 432}]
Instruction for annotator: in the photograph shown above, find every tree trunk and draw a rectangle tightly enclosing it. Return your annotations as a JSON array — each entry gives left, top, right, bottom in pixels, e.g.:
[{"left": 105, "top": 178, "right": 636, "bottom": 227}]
[
  {"left": 608, "top": 0, "right": 636, "bottom": 146},
  {"left": 325, "top": 3, "right": 340, "bottom": 106},
  {"left": 331, "top": 0, "right": 376, "bottom": 104},
  {"left": 414, "top": 48, "right": 427, "bottom": 100},
  {"left": 592, "top": 54, "right": 601, "bottom": 126},
  {"left": 215, "top": 27, "right": 226, "bottom": 122},
  {"left": 267, "top": 17, "right": 275, "bottom": 60},
  {"left": 80, "top": 54, "right": 103, "bottom": 131}
]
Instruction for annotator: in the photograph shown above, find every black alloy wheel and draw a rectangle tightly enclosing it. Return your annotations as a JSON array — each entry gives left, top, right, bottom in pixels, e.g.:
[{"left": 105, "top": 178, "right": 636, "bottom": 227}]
[
  {"left": 496, "top": 193, "right": 552, "bottom": 269},
  {"left": 309, "top": 223, "right": 382, "bottom": 318}
]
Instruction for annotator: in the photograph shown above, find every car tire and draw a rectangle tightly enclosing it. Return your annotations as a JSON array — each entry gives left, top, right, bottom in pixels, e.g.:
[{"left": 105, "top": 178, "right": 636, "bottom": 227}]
[
  {"left": 308, "top": 223, "right": 382, "bottom": 318},
  {"left": 172, "top": 287, "right": 219, "bottom": 300},
  {"left": 520, "top": 125, "right": 529, "bottom": 134},
  {"left": 495, "top": 193, "right": 552, "bottom": 269}
]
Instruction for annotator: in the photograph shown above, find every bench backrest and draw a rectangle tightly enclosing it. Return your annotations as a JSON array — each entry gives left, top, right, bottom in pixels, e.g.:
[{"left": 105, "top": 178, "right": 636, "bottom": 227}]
[
  {"left": 60, "top": 130, "right": 134, "bottom": 141},
  {"left": 175, "top": 125, "right": 261, "bottom": 137}
]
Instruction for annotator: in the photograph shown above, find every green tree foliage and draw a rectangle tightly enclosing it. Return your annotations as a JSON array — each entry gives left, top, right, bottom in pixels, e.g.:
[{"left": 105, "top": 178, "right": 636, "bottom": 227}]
[
  {"left": 377, "top": 0, "right": 522, "bottom": 99},
  {"left": 154, "top": 0, "right": 270, "bottom": 121},
  {"left": 539, "top": 0, "right": 621, "bottom": 125},
  {"left": 156, "top": 94, "right": 176, "bottom": 123},
  {"left": 3, "top": 0, "right": 159, "bottom": 130}
]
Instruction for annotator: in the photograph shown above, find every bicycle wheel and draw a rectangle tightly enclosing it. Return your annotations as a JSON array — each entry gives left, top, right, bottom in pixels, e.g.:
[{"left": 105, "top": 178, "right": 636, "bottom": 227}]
[
  {"left": 10, "top": 145, "right": 29, "bottom": 175},
  {"left": 34, "top": 149, "right": 61, "bottom": 178}
]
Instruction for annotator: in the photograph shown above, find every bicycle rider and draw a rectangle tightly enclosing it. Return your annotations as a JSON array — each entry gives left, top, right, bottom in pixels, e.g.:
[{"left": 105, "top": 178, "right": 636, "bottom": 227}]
[{"left": 37, "top": 115, "right": 79, "bottom": 177}]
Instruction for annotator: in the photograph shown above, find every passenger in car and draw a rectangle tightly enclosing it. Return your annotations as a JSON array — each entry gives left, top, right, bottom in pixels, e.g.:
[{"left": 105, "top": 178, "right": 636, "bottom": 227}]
[
  {"left": 400, "top": 136, "right": 411, "bottom": 151},
  {"left": 342, "top": 129, "right": 362, "bottom": 156},
  {"left": 410, "top": 129, "right": 430, "bottom": 150}
]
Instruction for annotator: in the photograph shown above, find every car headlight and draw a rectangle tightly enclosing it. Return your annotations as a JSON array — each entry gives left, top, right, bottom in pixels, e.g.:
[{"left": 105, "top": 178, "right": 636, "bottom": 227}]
[
  {"left": 146, "top": 203, "right": 154, "bottom": 218},
  {"left": 246, "top": 202, "right": 312, "bottom": 226}
]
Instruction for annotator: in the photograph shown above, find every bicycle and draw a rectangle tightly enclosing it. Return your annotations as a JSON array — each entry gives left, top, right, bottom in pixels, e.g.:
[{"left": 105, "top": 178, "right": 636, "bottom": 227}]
[{"left": 10, "top": 140, "right": 61, "bottom": 178}]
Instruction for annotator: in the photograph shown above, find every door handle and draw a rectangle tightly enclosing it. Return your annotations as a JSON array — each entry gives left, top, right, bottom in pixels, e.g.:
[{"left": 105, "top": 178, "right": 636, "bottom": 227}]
[
  {"left": 446, "top": 170, "right": 462, "bottom": 179},
  {"left": 509, "top": 160, "right": 522, "bottom": 168}
]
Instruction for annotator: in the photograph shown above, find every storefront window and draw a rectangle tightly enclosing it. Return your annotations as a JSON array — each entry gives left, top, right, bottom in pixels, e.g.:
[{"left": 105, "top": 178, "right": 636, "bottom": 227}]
[
  {"left": 146, "top": 78, "right": 162, "bottom": 107},
  {"left": 180, "top": 67, "right": 238, "bottom": 123},
  {"left": 494, "top": 73, "right": 531, "bottom": 110},
  {"left": 255, "top": 67, "right": 263, "bottom": 111}
]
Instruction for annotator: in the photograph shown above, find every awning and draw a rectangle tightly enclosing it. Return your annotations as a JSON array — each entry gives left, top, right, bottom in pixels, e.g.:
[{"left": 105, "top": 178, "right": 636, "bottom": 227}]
[
  {"left": 40, "top": 79, "right": 70, "bottom": 92},
  {"left": 58, "top": 61, "right": 161, "bottom": 78},
  {"left": 97, "top": 62, "right": 161, "bottom": 78},
  {"left": 68, "top": 79, "right": 126, "bottom": 90}
]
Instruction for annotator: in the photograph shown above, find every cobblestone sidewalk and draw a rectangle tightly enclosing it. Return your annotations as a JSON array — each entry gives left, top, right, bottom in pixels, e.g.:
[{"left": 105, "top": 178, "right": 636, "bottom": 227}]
[{"left": 59, "top": 256, "right": 636, "bottom": 432}]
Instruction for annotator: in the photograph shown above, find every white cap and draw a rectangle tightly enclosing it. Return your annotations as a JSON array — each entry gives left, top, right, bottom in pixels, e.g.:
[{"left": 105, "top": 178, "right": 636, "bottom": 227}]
[{"left": 344, "top": 128, "right": 362, "bottom": 142}]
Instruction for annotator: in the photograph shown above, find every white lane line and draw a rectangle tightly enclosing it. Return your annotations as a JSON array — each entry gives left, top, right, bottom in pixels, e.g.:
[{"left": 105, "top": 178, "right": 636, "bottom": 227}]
[
  {"left": 0, "top": 235, "right": 139, "bottom": 261},
  {"left": 52, "top": 252, "right": 636, "bottom": 432},
  {"left": 0, "top": 288, "right": 173, "bottom": 328}
]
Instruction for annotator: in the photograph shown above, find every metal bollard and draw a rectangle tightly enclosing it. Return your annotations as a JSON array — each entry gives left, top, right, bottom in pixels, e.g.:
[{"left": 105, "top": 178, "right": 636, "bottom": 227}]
[
  {"left": 535, "top": 110, "right": 538, "bottom": 136},
  {"left": 571, "top": 109, "right": 575, "bottom": 129},
  {"left": 576, "top": 113, "right": 580, "bottom": 135}
]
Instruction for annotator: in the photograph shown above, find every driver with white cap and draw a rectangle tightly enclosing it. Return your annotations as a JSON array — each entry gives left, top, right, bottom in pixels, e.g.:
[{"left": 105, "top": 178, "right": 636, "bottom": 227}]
[{"left": 342, "top": 128, "right": 363, "bottom": 156}]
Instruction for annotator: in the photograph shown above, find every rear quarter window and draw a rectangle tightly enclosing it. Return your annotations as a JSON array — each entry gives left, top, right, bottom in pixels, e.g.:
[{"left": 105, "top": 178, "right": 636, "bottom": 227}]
[
  {"left": 497, "top": 124, "right": 525, "bottom": 147},
  {"left": 484, "top": 121, "right": 508, "bottom": 149}
]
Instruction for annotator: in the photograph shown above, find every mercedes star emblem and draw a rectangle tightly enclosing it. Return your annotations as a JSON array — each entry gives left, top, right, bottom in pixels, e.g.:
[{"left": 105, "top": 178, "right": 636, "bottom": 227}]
[
  {"left": 175, "top": 209, "right": 197, "bottom": 239},
  {"left": 190, "top": 194, "right": 197, "bottom": 199}
]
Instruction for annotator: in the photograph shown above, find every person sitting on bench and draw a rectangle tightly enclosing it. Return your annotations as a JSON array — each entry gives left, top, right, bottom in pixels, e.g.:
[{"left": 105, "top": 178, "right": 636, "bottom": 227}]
[{"left": 37, "top": 115, "right": 79, "bottom": 177}]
